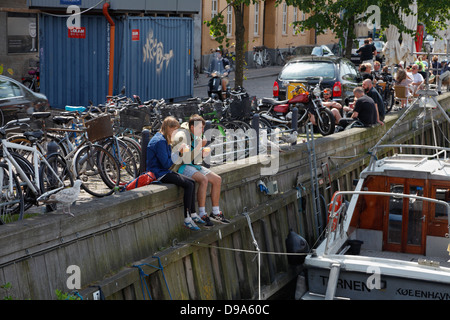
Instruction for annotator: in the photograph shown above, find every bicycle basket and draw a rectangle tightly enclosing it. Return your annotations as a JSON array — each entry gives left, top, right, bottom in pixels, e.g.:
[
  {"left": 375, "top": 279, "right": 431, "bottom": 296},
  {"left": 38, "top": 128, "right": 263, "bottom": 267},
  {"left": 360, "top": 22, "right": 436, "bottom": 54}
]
[
  {"left": 85, "top": 115, "right": 113, "bottom": 142},
  {"left": 119, "top": 106, "right": 151, "bottom": 132},
  {"left": 230, "top": 96, "right": 251, "bottom": 119}
]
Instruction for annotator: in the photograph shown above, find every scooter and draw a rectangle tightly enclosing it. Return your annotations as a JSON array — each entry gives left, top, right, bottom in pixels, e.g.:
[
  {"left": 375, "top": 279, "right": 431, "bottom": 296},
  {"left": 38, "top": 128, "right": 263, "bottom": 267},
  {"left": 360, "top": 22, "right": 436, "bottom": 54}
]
[
  {"left": 205, "top": 66, "right": 231, "bottom": 101},
  {"left": 257, "top": 77, "right": 336, "bottom": 136}
]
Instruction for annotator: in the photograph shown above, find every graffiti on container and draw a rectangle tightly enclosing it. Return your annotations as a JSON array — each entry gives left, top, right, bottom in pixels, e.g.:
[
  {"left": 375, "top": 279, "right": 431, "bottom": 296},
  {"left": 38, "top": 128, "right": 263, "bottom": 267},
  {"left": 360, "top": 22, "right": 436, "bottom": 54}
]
[{"left": 142, "top": 30, "right": 174, "bottom": 74}]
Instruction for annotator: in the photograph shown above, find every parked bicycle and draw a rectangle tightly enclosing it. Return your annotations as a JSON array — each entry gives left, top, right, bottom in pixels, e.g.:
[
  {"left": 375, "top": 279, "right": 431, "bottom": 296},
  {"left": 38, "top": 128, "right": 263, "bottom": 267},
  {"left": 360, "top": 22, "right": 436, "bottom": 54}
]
[
  {"left": 275, "top": 43, "right": 294, "bottom": 66},
  {"left": 21, "top": 61, "right": 40, "bottom": 92},
  {"left": 0, "top": 118, "right": 72, "bottom": 223},
  {"left": 253, "top": 46, "right": 271, "bottom": 68}
]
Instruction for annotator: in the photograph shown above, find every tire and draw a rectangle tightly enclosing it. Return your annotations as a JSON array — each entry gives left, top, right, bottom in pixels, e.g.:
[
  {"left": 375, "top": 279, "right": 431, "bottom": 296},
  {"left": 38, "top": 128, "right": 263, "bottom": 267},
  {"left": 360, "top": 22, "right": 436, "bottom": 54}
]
[
  {"left": 39, "top": 154, "right": 73, "bottom": 212},
  {"left": 385, "top": 89, "right": 395, "bottom": 114},
  {"left": 276, "top": 53, "right": 285, "bottom": 66},
  {"left": 73, "top": 144, "right": 120, "bottom": 197},
  {"left": 0, "top": 162, "right": 24, "bottom": 224},
  {"left": 263, "top": 52, "right": 272, "bottom": 67},
  {"left": 316, "top": 108, "right": 336, "bottom": 136},
  {"left": 101, "top": 138, "right": 139, "bottom": 186},
  {"left": 9, "top": 151, "right": 35, "bottom": 212}
]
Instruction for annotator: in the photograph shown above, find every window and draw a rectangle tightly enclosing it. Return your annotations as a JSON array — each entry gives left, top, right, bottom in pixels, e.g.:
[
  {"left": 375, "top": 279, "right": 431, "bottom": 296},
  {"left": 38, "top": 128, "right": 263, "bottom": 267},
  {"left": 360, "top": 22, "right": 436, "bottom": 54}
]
[
  {"left": 301, "top": 11, "right": 306, "bottom": 34},
  {"left": 254, "top": 2, "right": 260, "bottom": 36},
  {"left": 7, "top": 13, "right": 38, "bottom": 54},
  {"left": 282, "top": 3, "right": 287, "bottom": 35},
  {"left": 279, "top": 61, "right": 336, "bottom": 81},
  {"left": 434, "top": 188, "right": 450, "bottom": 219},
  {"left": 227, "top": 6, "right": 233, "bottom": 37},
  {"left": 211, "top": 0, "right": 217, "bottom": 19},
  {"left": 292, "top": 8, "right": 298, "bottom": 35},
  {"left": 0, "top": 80, "right": 23, "bottom": 99}
]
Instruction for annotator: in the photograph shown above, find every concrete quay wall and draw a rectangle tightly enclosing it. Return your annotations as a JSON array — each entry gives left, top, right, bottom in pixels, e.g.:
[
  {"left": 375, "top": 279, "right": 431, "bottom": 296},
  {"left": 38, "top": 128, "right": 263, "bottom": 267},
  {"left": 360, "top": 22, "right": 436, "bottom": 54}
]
[{"left": 1, "top": 94, "right": 450, "bottom": 300}]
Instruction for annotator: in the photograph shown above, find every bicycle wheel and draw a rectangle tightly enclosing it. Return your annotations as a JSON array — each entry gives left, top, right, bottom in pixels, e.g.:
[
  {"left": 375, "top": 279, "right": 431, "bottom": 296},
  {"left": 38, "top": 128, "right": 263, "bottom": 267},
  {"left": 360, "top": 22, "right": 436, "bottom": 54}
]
[
  {"left": 8, "top": 151, "right": 35, "bottom": 212},
  {"left": 118, "top": 136, "right": 142, "bottom": 172},
  {"left": 385, "top": 89, "right": 395, "bottom": 114},
  {"left": 0, "top": 162, "right": 24, "bottom": 224},
  {"left": 101, "top": 138, "right": 138, "bottom": 186},
  {"left": 73, "top": 144, "right": 120, "bottom": 197},
  {"left": 39, "top": 153, "right": 74, "bottom": 212},
  {"left": 263, "top": 51, "right": 272, "bottom": 67}
]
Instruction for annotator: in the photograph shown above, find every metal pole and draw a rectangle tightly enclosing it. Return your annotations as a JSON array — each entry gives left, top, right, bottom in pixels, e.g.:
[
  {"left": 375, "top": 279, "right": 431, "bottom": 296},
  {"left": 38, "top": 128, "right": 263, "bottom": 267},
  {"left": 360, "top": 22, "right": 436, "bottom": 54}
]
[
  {"left": 291, "top": 107, "right": 298, "bottom": 146},
  {"left": 140, "top": 129, "right": 150, "bottom": 174},
  {"left": 251, "top": 113, "right": 260, "bottom": 155}
]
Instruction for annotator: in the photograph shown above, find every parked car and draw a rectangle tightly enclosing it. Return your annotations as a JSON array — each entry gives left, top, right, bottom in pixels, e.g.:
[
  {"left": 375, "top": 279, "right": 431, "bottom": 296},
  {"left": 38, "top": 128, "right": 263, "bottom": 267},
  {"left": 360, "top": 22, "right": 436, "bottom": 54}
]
[
  {"left": 292, "top": 44, "right": 334, "bottom": 58},
  {"left": 351, "top": 38, "right": 385, "bottom": 66},
  {"left": 0, "top": 75, "right": 49, "bottom": 126},
  {"left": 272, "top": 55, "right": 361, "bottom": 106}
]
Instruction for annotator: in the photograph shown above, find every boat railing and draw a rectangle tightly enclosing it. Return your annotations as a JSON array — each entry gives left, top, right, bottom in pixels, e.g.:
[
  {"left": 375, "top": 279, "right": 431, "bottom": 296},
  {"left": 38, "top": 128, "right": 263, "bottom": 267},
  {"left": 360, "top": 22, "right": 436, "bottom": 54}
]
[
  {"left": 325, "top": 190, "right": 450, "bottom": 255},
  {"left": 368, "top": 144, "right": 450, "bottom": 170}
]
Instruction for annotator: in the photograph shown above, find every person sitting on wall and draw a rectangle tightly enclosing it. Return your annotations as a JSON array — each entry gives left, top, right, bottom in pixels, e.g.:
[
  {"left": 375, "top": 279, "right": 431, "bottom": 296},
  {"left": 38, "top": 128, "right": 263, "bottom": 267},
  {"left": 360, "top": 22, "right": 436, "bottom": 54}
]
[
  {"left": 321, "top": 88, "right": 343, "bottom": 122},
  {"left": 362, "top": 79, "right": 385, "bottom": 124},
  {"left": 336, "top": 87, "right": 378, "bottom": 131},
  {"left": 146, "top": 116, "right": 201, "bottom": 231},
  {"left": 172, "top": 114, "right": 230, "bottom": 226}
]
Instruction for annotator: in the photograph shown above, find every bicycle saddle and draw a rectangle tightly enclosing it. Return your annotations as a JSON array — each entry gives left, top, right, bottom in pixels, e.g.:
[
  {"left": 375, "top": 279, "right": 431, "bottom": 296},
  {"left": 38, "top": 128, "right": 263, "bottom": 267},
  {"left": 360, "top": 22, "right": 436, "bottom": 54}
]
[
  {"left": 24, "top": 130, "right": 44, "bottom": 142},
  {"left": 52, "top": 116, "right": 74, "bottom": 126},
  {"left": 32, "top": 112, "right": 52, "bottom": 119}
]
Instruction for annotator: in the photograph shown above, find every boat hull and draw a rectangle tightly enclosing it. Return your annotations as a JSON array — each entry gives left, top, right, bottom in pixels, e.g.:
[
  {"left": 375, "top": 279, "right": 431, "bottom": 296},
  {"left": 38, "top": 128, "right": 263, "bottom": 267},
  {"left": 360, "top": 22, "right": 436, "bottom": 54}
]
[{"left": 303, "top": 264, "right": 450, "bottom": 300}]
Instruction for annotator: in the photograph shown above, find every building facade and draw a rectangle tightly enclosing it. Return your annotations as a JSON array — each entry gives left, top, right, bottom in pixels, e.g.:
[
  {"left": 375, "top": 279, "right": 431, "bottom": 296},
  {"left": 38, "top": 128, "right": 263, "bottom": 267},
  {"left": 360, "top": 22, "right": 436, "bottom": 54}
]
[{"left": 200, "top": 0, "right": 339, "bottom": 68}]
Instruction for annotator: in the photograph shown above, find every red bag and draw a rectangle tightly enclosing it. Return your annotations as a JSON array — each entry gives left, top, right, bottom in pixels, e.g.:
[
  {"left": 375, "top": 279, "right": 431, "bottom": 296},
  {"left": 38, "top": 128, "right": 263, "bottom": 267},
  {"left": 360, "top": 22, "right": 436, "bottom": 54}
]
[{"left": 125, "top": 171, "right": 157, "bottom": 191}]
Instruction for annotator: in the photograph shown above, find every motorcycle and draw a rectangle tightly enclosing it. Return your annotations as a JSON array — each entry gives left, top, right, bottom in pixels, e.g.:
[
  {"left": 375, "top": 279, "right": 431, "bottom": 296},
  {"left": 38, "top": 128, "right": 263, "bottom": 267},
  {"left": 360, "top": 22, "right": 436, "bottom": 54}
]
[
  {"left": 205, "top": 67, "right": 231, "bottom": 101},
  {"left": 257, "top": 77, "right": 336, "bottom": 136}
]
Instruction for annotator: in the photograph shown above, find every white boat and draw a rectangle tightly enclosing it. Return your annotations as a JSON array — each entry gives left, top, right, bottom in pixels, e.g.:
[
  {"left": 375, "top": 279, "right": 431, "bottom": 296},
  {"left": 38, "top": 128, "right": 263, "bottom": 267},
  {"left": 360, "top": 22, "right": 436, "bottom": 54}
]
[{"left": 297, "top": 90, "right": 450, "bottom": 300}]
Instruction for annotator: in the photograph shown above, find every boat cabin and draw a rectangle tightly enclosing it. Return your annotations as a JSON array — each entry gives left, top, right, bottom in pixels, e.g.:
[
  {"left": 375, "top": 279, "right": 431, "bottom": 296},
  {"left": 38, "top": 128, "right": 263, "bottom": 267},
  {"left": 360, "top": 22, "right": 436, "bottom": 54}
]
[{"left": 349, "top": 152, "right": 450, "bottom": 258}]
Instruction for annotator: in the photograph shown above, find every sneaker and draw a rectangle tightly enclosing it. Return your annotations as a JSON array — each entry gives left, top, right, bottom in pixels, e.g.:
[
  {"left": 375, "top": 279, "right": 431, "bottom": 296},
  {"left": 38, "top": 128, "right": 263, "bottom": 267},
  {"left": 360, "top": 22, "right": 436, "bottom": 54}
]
[
  {"left": 209, "top": 211, "right": 230, "bottom": 224},
  {"left": 184, "top": 218, "right": 200, "bottom": 231},
  {"left": 201, "top": 215, "right": 214, "bottom": 227},
  {"left": 191, "top": 213, "right": 205, "bottom": 224}
]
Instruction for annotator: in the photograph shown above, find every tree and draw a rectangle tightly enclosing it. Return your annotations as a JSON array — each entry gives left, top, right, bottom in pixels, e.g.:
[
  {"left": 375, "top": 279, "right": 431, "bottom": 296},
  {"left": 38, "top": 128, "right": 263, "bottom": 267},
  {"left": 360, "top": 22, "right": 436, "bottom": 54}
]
[
  {"left": 205, "top": 0, "right": 450, "bottom": 87},
  {"left": 205, "top": 0, "right": 271, "bottom": 89},
  {"left": 288, "top": 0, "right": 450, "bottom": 58}
]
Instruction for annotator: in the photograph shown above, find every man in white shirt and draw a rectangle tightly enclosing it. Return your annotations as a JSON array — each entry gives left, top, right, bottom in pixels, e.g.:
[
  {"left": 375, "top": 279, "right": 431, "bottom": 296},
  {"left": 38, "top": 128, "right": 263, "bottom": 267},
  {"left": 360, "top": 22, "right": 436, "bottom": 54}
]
[{"left": 410, "top": 64, "right": 424, "bottom": 96}]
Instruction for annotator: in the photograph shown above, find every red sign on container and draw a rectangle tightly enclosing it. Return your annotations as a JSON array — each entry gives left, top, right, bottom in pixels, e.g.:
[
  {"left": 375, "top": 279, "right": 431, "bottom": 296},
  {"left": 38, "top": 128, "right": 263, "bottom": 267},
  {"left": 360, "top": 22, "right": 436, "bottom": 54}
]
[
  {"left": 68, "top": 27, "right": 86, "bottom": 39},
  {"left": 132, "top": 29, "right": 140, "bottom": 41}
]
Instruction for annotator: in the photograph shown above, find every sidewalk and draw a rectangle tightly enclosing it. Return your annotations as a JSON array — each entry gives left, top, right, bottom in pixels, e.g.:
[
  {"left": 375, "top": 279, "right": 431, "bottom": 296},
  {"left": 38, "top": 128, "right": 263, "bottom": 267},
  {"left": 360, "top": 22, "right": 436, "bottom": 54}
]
[{"left": 194, "top": 65, "right": 282, "bottom": 88}]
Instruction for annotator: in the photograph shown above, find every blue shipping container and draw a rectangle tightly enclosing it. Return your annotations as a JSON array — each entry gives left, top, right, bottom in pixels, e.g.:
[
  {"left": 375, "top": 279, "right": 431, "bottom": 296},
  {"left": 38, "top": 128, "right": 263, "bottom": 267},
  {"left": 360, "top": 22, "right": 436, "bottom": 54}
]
[
  {"left": 39, "top": 14, "right": 193, "bottom": 108},
  {"left": 115, "top": 16, "right": 193, "bottom": 102}
]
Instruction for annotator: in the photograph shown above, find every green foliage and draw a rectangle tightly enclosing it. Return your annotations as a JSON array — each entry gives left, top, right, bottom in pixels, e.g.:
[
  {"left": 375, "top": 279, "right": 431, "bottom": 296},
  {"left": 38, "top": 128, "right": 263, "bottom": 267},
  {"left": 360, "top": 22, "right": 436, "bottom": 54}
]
[
  {"left": 1, "top": 282, "right": 13, "bottom": 300},
  {"left": 55, "top": 289, "right": 82, "bottom": 300}
]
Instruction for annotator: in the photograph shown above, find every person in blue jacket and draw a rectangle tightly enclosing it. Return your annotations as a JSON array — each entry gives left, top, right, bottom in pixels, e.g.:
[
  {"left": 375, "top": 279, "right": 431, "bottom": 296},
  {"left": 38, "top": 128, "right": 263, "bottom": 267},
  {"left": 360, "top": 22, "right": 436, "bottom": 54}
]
[{"left": 146, "top": 116, "right": 204, "bottom": 231}]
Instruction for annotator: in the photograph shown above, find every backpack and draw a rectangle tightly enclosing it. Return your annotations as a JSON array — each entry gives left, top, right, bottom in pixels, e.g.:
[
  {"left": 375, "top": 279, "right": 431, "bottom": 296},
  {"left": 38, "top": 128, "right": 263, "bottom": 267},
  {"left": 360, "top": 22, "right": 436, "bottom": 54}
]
[{"left": 124, "top": 171, "right": 157, "bottom": 191}]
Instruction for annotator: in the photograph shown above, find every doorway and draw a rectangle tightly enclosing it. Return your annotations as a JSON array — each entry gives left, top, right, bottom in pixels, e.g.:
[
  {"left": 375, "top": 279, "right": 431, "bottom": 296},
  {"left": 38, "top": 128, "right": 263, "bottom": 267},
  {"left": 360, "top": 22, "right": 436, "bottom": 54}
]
[{"left": 384, "top": 178, "right": 427, "bottom": 255}]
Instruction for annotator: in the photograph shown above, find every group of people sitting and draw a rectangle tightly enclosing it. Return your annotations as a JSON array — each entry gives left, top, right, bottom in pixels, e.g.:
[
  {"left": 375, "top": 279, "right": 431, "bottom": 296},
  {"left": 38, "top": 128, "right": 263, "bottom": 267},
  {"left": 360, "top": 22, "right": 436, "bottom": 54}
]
[
  {"left": 319, "top": 61, "right": 387, "bottom": 132},
  {"left": 146, "top": 114, "right": 230, "bottom": 231}
]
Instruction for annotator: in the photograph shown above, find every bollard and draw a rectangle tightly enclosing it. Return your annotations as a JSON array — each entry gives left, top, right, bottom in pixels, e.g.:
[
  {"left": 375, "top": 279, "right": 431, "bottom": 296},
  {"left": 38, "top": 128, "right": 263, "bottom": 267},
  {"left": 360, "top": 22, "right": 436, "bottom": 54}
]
[
  {"left": 291, "top": 107, "right": 298, "bottom": 145},
  {"left": 140, "top": 129, "right": 150, "bottom": 174},
  {"left": 203, "top": 120, "right": 211, "bottom": 168},
  {"left": 251, "top": 113, "right": 260, "bottom": 155}
]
